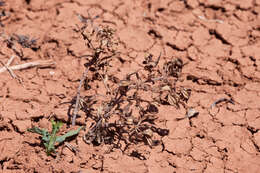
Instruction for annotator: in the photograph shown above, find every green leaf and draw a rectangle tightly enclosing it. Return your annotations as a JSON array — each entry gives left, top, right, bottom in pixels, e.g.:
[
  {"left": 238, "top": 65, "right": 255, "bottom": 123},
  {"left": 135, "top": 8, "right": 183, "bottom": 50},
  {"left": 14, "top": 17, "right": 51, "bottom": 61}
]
[
  {"left": 27, "top": 120, "right": 82, "bottom": 155},
  {"left": 27, "top": 127, "right": 50, "bottom": 142},
  {"left": 27, "top": 127, "right": 49, "bottom": 136},
  {"left": 51, "top": 120, "right": 63, "bottom": 134},
  {"left": 46, "top": 120, "right": 63, "bottom": 155},
  {"left": 56, "top": 127, "right": 83, "bottom": 143}
]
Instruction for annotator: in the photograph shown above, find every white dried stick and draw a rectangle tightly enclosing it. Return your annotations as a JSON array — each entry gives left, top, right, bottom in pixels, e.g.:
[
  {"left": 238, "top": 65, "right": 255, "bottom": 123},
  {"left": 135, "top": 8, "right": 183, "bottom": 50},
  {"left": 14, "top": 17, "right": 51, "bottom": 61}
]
[{"left": 0, "top": 60, "right": 55, "bottom": 73}]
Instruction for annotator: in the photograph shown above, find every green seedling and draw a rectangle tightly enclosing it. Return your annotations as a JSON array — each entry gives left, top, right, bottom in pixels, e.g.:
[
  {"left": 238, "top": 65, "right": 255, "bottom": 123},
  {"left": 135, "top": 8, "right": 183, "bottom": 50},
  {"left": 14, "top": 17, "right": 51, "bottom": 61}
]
[{"left": 28, "top": 120, "right": 82, "bottom": 155}]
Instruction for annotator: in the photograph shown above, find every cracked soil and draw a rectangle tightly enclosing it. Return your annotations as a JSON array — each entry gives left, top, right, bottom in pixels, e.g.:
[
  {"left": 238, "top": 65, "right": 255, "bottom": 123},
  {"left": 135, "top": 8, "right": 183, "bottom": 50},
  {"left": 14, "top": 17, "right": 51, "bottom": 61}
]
[{"left": 0, "top": 0, "right": 260, "bottom": 172}]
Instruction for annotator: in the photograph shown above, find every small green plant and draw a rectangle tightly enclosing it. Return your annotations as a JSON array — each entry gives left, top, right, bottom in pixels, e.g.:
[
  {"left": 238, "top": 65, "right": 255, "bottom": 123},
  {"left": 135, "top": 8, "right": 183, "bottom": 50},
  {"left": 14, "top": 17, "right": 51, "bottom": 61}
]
[{"left": 28, "top": 120, "right": 82, "bottom": 155}]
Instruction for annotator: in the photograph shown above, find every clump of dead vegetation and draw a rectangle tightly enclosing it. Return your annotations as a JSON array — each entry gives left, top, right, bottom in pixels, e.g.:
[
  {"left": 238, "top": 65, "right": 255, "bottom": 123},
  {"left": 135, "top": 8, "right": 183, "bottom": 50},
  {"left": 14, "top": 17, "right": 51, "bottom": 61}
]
[
  {"left": 69, "top": 16, "right": 192, "bottom": 151},
  {"left": 0, "top": 10, "right": 193, "bottom": 155}
]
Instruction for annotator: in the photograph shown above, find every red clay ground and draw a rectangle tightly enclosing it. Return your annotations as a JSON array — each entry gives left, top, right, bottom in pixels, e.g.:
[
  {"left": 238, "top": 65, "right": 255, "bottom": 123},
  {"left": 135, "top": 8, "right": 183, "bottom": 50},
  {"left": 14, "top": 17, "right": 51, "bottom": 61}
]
[{"left": 1, "top": 0, "right": 260, "bottom": 172}]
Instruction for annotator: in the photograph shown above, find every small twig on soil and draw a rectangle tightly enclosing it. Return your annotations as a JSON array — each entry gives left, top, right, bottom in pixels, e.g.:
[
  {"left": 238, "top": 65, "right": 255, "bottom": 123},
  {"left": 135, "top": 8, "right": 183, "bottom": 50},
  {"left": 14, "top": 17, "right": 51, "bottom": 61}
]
[
  {"left": 0, "top": 55, "right": 23, "bottom": 84},
  {"left": 64, "top": 142, "right": 79, "bottom": 153},
  {"left": 99, "top": 73, "right": 111, "bottom": 94},
  {"left": 72, "top": 68, "right": 89, "bottom": 126},
  {"left": 0, "top": 60, "right": 56, "bottom": 73},
  {"left": 175, "top": 108, "right": 199, "bottom": 121},
  {"left": 196, "top": 15, "right": 224, "bottom": 24},
  {"left": 0, "top": 55, "right": 16, "bottom": 77},
  {"left": 210, "top": 98, "right": 234, "bottom": 109},
  {"left": 6, "top": 55, "right": 15, "bottom": 66}
]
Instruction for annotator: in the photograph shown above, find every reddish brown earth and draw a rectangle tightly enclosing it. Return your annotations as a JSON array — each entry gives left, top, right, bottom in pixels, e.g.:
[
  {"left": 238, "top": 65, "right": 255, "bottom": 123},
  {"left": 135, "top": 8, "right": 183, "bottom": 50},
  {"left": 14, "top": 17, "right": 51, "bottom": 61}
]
[{"left": 1, "top": 0, "right": 260, "bottom": 172}]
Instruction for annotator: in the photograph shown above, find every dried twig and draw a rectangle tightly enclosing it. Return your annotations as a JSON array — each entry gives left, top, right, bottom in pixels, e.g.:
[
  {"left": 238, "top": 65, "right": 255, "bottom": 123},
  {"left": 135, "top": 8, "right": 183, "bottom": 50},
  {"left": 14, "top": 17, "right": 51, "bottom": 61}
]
[
  {"left": 72, "top": 68, "right": 89, "bottom": 126},
  {"left": 6, "top": 55, "right": 15, "bottom": 66},
  {"left": 64, "top": 142, "right": 79, "bottom": 153},
  {"left": 0, "top": 55, "right": 23, "bottom": 84},
  {"left": 0, "top": 60, "right": 55, "bottom": 73},
  {"left": 99, "top": 73, "right": 111, "bottom": 94},
  {"left": 197, "top": 15, "right": 224, "bottom": 24},
  {"left": 210, "top": 98, "right": 234, "bottom": 109},
  {"left": 0, "top": 55, "right": 16, "bottom": 77},
  {"left": 175, "top": 108, "right": 199, "bottom": 121}
]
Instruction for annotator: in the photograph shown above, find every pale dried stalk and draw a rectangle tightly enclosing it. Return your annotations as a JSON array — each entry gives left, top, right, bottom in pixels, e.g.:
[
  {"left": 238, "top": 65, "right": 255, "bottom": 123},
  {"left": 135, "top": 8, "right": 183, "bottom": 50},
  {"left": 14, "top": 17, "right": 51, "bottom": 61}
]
[
  {"left": 0, "top": 60, "right": 56, "bottom": 73},
  {"left": 64, "top": 142, "right": 79, "bottom": 153},
  {"left": 0, "top": 55, "right": 16, "bottom": 78},
  {"left": 0, "top": 55, "right": 25, "bottom": 85},
  {"left": 6, "top": 55, "right": 15, "bottom": 66},
  {"left": 72, "top": 68, "right": 89, "bottom": 126}
]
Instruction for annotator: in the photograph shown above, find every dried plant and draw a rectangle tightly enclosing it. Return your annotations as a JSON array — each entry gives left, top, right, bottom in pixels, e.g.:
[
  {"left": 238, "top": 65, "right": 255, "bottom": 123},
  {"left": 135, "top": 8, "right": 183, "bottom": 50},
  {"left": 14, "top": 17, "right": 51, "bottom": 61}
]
[
  {"left": 69, "top": 16, "right": 193, "bottom": 152},
  {"left": 71, "top": 20, "right": 120, "bottom": 125}
]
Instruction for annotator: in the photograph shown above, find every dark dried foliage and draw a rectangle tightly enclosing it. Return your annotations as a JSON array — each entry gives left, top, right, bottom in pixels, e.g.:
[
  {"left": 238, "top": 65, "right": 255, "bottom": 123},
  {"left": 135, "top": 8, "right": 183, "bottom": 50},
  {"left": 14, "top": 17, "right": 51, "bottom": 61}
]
[{"left": 69, "top": 17, "right": 192, "bottom": 151}]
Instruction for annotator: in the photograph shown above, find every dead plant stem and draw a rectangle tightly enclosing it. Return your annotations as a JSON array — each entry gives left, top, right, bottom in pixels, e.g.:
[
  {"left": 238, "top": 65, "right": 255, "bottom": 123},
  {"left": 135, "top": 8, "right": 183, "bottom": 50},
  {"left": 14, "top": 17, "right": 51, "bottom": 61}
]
[
  {"left": 0, "top": 60, "right": 55, "bottom": 73},
  {"left": 72, "top": 68, "right": 89, "bottom": 126}
]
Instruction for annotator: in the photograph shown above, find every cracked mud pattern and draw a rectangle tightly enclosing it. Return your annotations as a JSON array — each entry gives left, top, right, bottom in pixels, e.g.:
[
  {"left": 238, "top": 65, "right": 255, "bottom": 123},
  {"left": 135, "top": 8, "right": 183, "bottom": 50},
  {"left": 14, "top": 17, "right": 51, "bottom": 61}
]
[{"left": 1, "top": 0, "right": 260, "bottom": 172}]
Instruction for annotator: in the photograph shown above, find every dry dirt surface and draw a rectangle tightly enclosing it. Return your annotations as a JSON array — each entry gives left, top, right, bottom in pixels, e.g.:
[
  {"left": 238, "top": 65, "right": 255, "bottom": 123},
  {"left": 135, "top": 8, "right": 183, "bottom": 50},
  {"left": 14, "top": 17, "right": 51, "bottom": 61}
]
[{"left": 1, "top": 0, "right": 260, "bottom": 172}]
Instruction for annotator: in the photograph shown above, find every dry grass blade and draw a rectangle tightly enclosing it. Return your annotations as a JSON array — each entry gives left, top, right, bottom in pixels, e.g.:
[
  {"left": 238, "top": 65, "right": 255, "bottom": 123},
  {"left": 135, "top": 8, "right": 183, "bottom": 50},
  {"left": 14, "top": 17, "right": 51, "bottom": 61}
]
[
  {"left": 0, "top": 60, "right": 18, "bottom": 80},
  {"left": 210, "top": 98, "right": 235, "bottom": 109},
  {"left": 0, "top": 55, "right": 23, "bottom": 84},
  {"left": 6, "top": 55, "right": 15, "bottom": 66},
  {"left": 175, "top": 108, "right": 199, "bottom": 121},
  {"left": 0, "top": 60, "right": 56, "bottom": 73},
  {"left": 72, "top": 68, "right": 89, "bottom": 126},
  {"left": 0, "top": 55, "right": 16, "bottom": 77},
  {"left": 99, "top": 73, "right": 111, "bottom": 94},
  {"left": 64, "top": 142, "right": 80, "bottom": 153}
]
